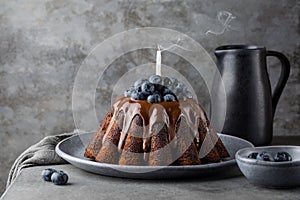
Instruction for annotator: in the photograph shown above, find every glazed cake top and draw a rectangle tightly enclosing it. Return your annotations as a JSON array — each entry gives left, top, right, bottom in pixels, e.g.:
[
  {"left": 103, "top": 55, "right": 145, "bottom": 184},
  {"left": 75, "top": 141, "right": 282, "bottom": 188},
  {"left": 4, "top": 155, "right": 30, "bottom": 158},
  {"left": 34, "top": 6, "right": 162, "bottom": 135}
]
[{"left": 101, "top": 75, "right": 210, "bottom": 155}]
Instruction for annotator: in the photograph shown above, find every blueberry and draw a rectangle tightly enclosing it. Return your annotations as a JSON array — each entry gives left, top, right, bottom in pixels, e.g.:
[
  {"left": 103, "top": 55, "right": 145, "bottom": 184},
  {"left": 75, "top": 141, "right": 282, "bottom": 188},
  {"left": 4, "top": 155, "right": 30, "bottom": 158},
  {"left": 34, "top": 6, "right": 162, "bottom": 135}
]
[
  {"left": 147, "top": 94, "right": 162, "bottom": 103},
  {"left": 178, "top": 83, "right": 187, "bottom": 91},
  {"left": 175, "top": 83, "right": 187, "bottom": 95},
  {"left": 170, "top": 77, "right": 179, "bottom": 86},
  {"left": 136, "top": 86, "right": 142, "bottom": 92},
  {"left": 256, "top": 151, "right": 274, "bottom": 162},
  {"left": 131, "top": 91, "right": 139, "bottom": 100},
  {"left": 42, "top": 168, "right": 57, "bottom": 182},
  {"left": 141, "top": 81, "right": 155, "bottom": 95},
  {"left": 162, "top": 87, "right": 173, "bottom": 95},
  {"left": 134, "top": 78, "right": 147, "bottom": 89},
  {"left": 149, "top": 75, "right": 162, "bottom": 84},
  {"left": 274, "top": 152, "right": 292, "bottom": 162},
  {"left": 51, "top": 171, "right": 68, "bottom": 185},
  {"left": 124, "top": 86, "right": 135, "bottom": 97},
  {"left": 174, "top": 87, "right": 183, "bottom": 95},
  {"left": 124, "top": 91, "right": 130, "bottom": 97},
  {"left": 185, "top": 91, "right": 193, "bottom": 98},
  {"left": 161, "top": 87, "right": 178, "bottom": 101},
  {"left": 248, "top": 152, "right": 258, "bottom": 159},
  {"left": 131, "top": 90, "right": 147, "bottom": 100},
  {"left": 167, "top": 85, "right": 175, "bottom": 92},
  {"left": 164, "top": 94, "right": 176, "bottom": 102},
  {"left": 162, "top": 77, "right": 172, "bottom": 86},
  {"left": 154, "top": 84, "right": 165, "bottom": 93},
  {"left": 177, "top": 94, "right": 187, "bottom": 101}
]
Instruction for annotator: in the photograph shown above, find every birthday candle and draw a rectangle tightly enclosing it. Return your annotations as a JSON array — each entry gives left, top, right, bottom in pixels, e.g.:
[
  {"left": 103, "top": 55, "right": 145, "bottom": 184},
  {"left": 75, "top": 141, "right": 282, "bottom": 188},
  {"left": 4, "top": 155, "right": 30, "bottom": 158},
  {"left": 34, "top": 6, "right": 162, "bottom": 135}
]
[{"left": 156, "top": 48, "right": 161, "bottom": 76}]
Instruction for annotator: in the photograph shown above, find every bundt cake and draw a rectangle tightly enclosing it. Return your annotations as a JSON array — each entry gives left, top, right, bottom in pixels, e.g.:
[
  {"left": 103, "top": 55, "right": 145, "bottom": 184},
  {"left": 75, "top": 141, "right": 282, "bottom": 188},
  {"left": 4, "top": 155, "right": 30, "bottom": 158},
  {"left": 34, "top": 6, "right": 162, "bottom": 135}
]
[{"left": 84, "top": 75, "right": 229, "bottom": 166}]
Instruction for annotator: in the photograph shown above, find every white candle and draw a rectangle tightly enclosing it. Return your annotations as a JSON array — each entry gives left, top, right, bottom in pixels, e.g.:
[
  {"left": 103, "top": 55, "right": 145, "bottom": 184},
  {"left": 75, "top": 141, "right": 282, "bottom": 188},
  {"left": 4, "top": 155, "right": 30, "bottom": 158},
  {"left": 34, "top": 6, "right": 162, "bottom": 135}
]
[{"left": 156, "top": 48, "right": 161, "bottom": 76}]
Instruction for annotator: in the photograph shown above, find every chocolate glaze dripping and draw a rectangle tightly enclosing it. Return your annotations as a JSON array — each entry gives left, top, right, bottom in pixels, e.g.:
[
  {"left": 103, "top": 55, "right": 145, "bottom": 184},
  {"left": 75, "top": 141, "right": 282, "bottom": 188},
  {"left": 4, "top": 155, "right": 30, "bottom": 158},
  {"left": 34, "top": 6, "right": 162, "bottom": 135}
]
[{"left": 102, "top": 96, "right": 209, "bottom": 160}]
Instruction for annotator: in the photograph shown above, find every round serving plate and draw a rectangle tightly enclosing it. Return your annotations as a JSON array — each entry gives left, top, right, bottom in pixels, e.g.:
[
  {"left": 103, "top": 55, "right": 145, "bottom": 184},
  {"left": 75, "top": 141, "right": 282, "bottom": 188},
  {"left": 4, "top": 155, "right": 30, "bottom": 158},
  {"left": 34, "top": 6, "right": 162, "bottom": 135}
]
[{"left": 56, "top": 132, "right": 253, "bottom": 179}]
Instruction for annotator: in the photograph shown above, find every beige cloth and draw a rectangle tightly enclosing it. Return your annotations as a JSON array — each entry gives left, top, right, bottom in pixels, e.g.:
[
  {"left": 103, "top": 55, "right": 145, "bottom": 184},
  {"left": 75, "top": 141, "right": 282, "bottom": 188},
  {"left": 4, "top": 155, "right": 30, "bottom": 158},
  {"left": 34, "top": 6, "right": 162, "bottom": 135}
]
[{"left": 6, "top": 131, "right": 78, "bottom": 188}]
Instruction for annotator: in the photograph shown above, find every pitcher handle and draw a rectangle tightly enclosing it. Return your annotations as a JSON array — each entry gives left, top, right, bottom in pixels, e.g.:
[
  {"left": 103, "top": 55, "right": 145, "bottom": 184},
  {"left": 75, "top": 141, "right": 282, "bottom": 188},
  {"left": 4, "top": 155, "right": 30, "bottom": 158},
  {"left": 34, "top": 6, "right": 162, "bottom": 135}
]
[{"left": 266, "top": 51, "right": 290, "bottom": 116}]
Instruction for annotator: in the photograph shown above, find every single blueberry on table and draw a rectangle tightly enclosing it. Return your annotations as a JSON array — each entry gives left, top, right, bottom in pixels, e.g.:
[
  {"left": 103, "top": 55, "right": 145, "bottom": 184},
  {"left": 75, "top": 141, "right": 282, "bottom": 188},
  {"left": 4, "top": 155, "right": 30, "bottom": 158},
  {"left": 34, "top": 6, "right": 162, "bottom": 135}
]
[
  {"left": 163, "top": 94, "right": 176, "bottom": 102},
  {"left": 141, "top": 81, "right": 155, "bottom": 95},
  {"left": 51, "top": 171, "right": 68, "bottom": 185},
  {"left": 147, "top": 94, "right": 162, "bottom": 103},
  {"left": 274, "top": 152, "right": 292, "bottom": 162},
  {"left": 248, "top": 152, "right": 258, "bottom": 159},
  {"left": 256, "top": 151, "right": 274, "bottom": 162},
  {"left": 42, "top": 168, "right": 57, "bottom": 182},
  {"left": 149, "top": 75, "right": 162, "bottom": 84}
]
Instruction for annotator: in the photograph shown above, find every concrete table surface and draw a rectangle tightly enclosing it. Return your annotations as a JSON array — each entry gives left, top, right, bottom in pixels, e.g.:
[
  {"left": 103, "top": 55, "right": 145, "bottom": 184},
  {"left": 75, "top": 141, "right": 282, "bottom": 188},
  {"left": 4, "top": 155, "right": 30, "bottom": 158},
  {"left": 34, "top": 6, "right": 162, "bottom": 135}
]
[
  {"left": 2, "top": 136, "right": 300, "bottom": 200},
  {"left": 1, "top": 164, "right": 300, "bottom": 200}
]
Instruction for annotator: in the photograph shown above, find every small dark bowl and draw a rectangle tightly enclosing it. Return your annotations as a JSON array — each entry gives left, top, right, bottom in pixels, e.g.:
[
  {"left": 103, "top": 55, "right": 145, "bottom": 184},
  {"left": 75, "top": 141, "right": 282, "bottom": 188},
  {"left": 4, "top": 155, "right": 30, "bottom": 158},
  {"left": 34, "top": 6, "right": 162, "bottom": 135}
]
[{"left": 235, "top": 146, "right": 300, "bottom": 188}]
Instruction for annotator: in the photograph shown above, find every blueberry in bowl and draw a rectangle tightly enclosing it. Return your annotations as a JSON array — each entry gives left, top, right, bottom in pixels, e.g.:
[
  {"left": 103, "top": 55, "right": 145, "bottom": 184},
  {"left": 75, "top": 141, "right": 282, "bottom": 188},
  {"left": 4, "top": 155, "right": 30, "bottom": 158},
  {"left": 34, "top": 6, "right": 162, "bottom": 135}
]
[
  {"left": 274, "top": 152, "right": 292, "bottom": 162},
  {"left": 255, "top": 151, "right": 275, "bottom": 162},
  {"left": 235, "top": 146, "right": 300, "bottom": 188}
]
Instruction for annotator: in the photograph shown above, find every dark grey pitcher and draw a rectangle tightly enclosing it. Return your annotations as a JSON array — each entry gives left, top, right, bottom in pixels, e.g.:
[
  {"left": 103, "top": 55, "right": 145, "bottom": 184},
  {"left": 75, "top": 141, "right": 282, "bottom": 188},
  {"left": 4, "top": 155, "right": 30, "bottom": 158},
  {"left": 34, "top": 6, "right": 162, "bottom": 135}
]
[{"left": 212, "top": 45, "right": 290, "bottom": 146}]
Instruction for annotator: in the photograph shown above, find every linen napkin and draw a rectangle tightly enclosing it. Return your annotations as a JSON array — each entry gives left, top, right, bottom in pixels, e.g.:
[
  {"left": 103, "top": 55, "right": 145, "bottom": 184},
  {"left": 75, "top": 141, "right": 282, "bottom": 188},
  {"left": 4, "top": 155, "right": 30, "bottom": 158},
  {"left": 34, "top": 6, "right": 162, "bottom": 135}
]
[{"left": 6, "top": 130, "right": 86, "bottom": 188}]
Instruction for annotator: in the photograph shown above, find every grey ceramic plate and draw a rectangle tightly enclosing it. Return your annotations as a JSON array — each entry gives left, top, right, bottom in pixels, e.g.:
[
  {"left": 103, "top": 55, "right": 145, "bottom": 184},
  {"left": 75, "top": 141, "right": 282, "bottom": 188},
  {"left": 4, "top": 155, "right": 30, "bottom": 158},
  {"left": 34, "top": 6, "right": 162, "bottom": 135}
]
[{"left": 56, "top": 132, "right": 253, "bottom": 179}]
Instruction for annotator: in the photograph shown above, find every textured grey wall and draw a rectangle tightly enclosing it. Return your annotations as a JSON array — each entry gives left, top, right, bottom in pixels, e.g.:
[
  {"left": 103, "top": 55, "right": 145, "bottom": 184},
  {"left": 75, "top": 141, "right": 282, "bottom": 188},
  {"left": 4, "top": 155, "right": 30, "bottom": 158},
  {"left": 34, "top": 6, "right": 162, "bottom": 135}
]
[{"left": 0, "top": 0, "right": 299, "bottom": 195}]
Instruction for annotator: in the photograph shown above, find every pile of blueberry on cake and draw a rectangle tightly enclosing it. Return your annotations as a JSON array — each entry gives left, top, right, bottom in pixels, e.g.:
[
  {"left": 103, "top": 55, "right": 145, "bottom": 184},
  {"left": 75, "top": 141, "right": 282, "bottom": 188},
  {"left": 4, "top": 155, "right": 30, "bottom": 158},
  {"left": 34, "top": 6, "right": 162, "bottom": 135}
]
[{"left": 124, "top": 75, "right": 193, "bottom": 103}]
